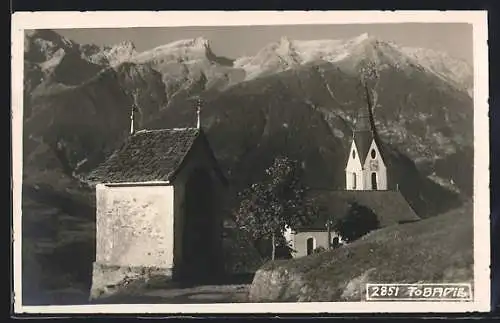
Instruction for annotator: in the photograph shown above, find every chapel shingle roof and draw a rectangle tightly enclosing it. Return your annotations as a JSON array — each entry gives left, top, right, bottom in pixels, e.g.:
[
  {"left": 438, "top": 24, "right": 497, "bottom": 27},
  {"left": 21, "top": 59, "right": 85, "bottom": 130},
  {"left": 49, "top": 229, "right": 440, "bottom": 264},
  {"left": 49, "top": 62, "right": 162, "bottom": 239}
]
[
  {"left": 87, "top": 128, "right": 225, "bottom": 184},
  {"left": 297, "top": 190, "right": 420, "bottom": 232}
]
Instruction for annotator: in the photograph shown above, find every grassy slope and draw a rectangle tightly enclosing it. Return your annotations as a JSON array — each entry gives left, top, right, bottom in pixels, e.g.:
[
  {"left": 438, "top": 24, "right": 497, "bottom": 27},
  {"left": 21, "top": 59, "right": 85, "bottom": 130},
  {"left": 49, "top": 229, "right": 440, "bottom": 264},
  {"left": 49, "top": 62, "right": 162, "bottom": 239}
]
[
  {"left": 21, "top": 170, "right": 96, "bottom": 305},
  {"left": 249, "top": 202, "right": 473, "bottom": 302}
]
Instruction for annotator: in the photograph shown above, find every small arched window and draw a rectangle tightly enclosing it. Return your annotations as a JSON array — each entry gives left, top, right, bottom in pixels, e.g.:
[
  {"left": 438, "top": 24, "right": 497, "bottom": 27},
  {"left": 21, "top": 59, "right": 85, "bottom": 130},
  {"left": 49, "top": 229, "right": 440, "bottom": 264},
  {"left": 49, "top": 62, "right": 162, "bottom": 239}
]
[
  {"left": 371, "top": 172, "right": 378, "bottom": 190},
  {"left": 352, "top": 172, "right": 357, "bottom": 189},
  {"left": 331, "top": 237, "right": 340, "bottom": 249},
  {"left": 352, "top": 150, "right": 356, "bottom": 159},
  {"left": 306, "top": 237, "right": 316, "bottom": 255},
  {"left": 371, "top": 149, "right": 376, "bottom": 159}
]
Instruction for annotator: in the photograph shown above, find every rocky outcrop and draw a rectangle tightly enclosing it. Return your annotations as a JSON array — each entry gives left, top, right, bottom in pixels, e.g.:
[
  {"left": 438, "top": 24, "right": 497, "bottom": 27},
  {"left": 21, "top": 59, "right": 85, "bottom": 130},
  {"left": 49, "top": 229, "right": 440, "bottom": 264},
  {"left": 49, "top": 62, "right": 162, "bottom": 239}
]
[
  {"left": 248, "top": 265, "right": 306, "bottom": 302},
  {"left": 89, "top": 263, "right": 175, "bottom": 301}
]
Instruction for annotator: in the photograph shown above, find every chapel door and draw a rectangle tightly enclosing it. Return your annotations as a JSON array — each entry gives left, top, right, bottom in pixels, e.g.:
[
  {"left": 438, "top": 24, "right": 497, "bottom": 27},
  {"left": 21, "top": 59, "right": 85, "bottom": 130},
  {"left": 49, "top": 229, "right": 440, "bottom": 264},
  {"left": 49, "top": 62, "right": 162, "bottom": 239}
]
[
  {"left": 306, "top": 237, "right": 315, "bottom": 256},
  {"left": 371, "top": 172, "right": 378, "bottom": 190},
  {"left": 181, "top": 168, "right": 216, "bottom": 283}
]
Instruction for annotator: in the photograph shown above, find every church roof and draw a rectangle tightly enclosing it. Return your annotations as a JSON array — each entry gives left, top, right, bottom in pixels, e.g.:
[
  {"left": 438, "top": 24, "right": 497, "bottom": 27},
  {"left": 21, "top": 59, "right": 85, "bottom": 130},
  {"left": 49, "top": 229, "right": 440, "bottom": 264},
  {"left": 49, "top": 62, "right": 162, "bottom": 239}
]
[
  {"left": 296, "top": 190, "right": 420, "bottom": 232},
  {"left": 353, "top": 131, "right": 374, "bottom": 163},
  {"left": 351, "top": 85, "right": 385, "bottom": 163},
  {"left": 87, "top": 128, "right": 226, "bottom": 184}
]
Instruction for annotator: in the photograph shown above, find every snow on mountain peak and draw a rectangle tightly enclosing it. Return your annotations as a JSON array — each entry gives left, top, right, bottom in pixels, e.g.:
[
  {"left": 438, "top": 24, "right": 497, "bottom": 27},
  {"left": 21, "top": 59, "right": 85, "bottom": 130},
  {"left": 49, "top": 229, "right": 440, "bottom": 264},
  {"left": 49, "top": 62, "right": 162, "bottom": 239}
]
[
  {"left": 353, "top": 32, "right": 370, "bottom": 43},
  {"left": 132, "top": 37, "right": 212, "bottom": 64},
  {"left": 154, "top": 37, "right": 210, "bottom": 51},
  {"left": 235, "top": 33, "right": 383, "bottom": 79},
  {"left": 276, "top": 36, "right": 300, "bottom": 60},
  {"left": 101, "top": 41, "right": 138, "bottom": 66},
  {"left": 232, "top": 33, "right": 472, "bottom": 95},
  {"left": 24, "top": 30, "right": 473, "bottom": 97},
  {"left": 193, "top": 37, "right": 210, "bottom": 48},
  {"left": 115, "top": 40, "right": 136, "bottom": 51},
  {"left": 400, "top": 46, "right": 473, "bottom": 95},
  {"left": 279, "top": 36, "right": 292, "bottom": 46}
]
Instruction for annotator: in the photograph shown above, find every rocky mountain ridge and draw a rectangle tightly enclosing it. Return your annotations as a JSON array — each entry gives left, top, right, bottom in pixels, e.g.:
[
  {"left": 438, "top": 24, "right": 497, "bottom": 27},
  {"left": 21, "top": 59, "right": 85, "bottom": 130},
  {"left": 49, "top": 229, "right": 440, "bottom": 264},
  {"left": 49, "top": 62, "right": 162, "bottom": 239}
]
[
  {"left": 25, "top": 30, "right": 473, "bottom": 98},
  {"left": 23, "top": 29, "right": 473, "bottom": 210}
]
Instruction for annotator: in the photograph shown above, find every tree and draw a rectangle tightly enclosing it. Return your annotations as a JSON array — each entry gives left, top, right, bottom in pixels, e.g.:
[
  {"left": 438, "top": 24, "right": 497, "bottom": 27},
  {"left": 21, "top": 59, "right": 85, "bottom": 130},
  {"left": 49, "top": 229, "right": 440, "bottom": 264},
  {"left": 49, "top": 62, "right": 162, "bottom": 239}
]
[
  {"left": 330, "top": 236, "right": 341, "bottom": 249},
  {"left": 333, "top": 202, "right": 380, "bottom": 242},
  {"left": 234, "top": 156, "right": 317, "bottom": 260}
]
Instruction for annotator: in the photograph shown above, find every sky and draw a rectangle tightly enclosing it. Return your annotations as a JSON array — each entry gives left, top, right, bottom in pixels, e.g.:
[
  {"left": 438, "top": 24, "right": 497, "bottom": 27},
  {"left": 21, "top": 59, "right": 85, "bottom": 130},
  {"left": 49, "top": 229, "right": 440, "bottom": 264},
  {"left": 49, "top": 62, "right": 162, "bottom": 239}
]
[{"left": 56, "top": 23, "right": 473, "bottom": 64}]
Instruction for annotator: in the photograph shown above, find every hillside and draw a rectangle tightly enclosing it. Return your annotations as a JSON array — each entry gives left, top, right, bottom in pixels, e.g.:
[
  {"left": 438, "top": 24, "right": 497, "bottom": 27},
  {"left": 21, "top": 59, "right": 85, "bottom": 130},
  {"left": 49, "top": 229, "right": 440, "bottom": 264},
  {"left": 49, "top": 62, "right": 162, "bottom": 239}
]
[
  {"left": 248, "top": 202, "right": 473, "bottom": 302},
  {"left": 33, "top": 201, "right": 472, "bottom": 304},
  {"left": 22, "top": 180, "right": 95, "bottom": 305}
]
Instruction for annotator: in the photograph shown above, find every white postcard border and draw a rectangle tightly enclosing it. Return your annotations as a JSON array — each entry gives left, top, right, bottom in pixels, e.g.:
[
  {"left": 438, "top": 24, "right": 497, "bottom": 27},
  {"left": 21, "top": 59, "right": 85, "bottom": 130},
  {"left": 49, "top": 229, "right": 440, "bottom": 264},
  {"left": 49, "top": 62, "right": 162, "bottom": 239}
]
[{"left": 11, "top": 10, "right": 490, "bottom": 314}]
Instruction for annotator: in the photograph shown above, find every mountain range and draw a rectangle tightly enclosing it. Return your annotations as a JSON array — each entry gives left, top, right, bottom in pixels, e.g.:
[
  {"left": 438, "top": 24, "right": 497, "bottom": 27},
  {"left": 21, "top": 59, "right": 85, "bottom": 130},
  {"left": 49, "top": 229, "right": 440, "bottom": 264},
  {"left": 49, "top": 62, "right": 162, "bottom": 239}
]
[{"left": 23, "top": 28, "right": 473, "bottom": 200}]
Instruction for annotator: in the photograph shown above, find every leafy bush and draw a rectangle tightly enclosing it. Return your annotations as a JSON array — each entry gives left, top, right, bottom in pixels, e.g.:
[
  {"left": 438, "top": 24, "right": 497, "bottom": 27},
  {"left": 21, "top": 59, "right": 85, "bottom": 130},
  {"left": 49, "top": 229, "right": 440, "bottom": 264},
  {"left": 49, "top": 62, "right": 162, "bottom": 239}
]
[{"left": 333, "top": 202, "right": 380, "bottom": 242}]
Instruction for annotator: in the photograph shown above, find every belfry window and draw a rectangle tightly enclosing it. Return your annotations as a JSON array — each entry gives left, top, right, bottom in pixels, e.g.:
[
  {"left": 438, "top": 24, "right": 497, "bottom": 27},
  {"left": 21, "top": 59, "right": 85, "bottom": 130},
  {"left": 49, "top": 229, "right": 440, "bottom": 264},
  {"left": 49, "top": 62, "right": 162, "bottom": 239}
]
[
  {"left": 352, "top": 150, "right": 356, "bottom": 159},
  {"left": 371, "top": 172, "right": 378, "bottom": 190},
  {"left": 371, "top": 149, "right": 376, "bottom": 159}
]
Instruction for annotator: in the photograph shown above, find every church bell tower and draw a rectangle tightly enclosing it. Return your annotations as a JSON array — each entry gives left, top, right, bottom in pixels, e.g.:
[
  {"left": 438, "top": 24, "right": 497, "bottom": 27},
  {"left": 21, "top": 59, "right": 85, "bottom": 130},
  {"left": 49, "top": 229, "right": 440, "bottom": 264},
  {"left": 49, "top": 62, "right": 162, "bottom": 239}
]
[{"left": 345, "top": 85, "right": 387, "bottom": 191}]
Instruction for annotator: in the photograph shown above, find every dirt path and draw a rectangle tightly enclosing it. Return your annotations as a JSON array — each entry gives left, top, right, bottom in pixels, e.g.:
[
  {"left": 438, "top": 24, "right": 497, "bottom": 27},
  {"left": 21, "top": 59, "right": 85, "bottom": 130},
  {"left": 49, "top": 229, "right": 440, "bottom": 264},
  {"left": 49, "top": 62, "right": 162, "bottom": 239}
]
[
  {"left": 96, "top": 283, "right": 251, "bottom": 304},
  {"left": 26, "top": 274, "right": 255, "bottom": 305}
]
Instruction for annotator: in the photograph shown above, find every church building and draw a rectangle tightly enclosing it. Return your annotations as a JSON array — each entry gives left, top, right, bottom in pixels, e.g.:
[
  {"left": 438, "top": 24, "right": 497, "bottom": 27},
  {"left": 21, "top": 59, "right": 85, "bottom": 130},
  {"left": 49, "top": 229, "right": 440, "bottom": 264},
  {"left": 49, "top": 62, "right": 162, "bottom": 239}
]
[
  {"left": 285, "top": 90, "right": 419, "bottom": 258},
  {"left": 345, "top": 91, "right": 387, "bottom": 191},
  {"left": 88, "top": 101, "right": 228, "bottom": 300}
]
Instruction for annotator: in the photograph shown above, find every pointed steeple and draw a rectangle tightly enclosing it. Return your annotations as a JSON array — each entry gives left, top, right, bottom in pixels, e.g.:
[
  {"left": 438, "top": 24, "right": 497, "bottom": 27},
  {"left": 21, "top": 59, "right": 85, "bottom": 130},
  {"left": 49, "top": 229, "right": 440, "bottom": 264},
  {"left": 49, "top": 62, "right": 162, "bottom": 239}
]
[
  {"left": 352, "top": 83, "right": 377, "bottom": 161},
  {"left": 196, "top": 97, "right": 202, "bottom": 130},
  {"left": 130, "top": 103, "right": 136, "bottom": 135},
  {"left": 354, "top": 86, "right": 373, "bottom": 133},
  {"left": 129, "top": 90, "right": 140, "bottom": 136}
]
